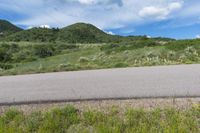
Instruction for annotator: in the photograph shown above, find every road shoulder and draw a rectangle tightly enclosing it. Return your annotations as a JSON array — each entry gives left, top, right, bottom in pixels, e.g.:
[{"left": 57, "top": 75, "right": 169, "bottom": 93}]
[{"left": 1, "top": 98, "right": 199, "bottom": 114}]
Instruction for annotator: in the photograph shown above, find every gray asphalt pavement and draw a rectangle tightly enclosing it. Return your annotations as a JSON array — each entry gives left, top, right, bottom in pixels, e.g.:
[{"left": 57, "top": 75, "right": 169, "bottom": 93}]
[{"left": 0, "top": 64, "right": 200, "bottom": 105}]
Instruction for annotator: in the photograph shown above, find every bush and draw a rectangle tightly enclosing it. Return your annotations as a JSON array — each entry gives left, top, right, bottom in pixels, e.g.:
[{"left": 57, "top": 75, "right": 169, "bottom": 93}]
[
  {"left": 56, "top": 44, "right": 79, "bottom": 51},
  {"left": 78, "top": 57, "right": 90, "bottom": 63},
  {"left": 38, "top": 106, "right": 79, "bottom": 132},
  {"left": 34, "top": 44, "right": 55, "bottom": 58},
  {"left": 114, "top": 62, "right": 129, "bottom": 68},
  {"left": 0, "top": 43, "right": 20, "bottom": 63},
  {"left": 12, "top": 50, "right": 34, "bottom": 62},
  {"left": 100, "top": 40, "right": 158, "bottom": 54},
  {"left": 0, "top": 63, "right": 13, "bottom": 70},
  {"left": 0, "top": 44, "right": 12, "bottom": 62}
]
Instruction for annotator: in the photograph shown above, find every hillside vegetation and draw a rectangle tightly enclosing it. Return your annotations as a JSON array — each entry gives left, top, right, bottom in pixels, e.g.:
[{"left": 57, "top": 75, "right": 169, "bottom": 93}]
[
  {"left": 0, "top": 39, "right": 200, "bottom": 76},
  {"left": 57, "top": 23, "right": 110, "bottom": 43},
  {"left": 4, "top": 28, "right": 59, "bottom": 42},
  {"left": 0, "top": 20, "right": 170, "bottom": 43},
  {"left": 0, "top": 20, "right": 22, "bottom": 38},
  {"left": 0, "top": 20, "right": 200, "bottom": 75}
]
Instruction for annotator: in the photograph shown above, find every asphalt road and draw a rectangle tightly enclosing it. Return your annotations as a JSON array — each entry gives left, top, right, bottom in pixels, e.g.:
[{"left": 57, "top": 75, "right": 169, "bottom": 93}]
[{"left": 0, "top": 64, "right": 200, "bottom": 105}]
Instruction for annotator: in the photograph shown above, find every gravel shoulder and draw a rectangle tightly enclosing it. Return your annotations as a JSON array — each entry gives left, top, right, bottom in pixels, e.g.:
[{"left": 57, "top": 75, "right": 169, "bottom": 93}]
[{"left": 0, "top": 98, "right": 199, "bottom": 114}]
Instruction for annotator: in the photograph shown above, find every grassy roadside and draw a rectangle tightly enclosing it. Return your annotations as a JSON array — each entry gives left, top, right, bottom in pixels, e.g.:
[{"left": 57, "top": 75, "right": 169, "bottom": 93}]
[{"left": 0, "top": 104, "right": 199, "bottom": 133}]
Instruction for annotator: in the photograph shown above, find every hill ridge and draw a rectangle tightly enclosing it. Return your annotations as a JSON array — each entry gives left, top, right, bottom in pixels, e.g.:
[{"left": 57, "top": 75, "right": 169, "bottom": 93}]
[
  {"left": 0, "top": 19, "right": 173, "bottom": 43},
  {"left": 0, "top": 20, "right": 22, "bottom": 37}
]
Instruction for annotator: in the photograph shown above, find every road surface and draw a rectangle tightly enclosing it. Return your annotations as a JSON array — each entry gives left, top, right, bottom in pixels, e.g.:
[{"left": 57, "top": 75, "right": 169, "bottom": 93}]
[{"left": 0, "top": 64, "right": 200, "bottom": 105}]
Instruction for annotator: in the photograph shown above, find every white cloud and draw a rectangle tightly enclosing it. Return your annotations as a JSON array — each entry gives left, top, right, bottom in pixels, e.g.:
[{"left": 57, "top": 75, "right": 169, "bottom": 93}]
[
  {"left": 78, "top": 0, "right": 96, "bottom": 5},
  {"left": 139, "top": 6, "right": 169, "bottom": 20},
  {"left": 168, "top": 2, "right": 182, "bottom": 10},
  {"left": 40, "top": 25, "right": 51, "bottom": 28},
  {"left": 27, "top": 25, "right": 50, "bottom": 29},
  {"left": 1, "top": 0, "right": 191, "bottom": 31},
  {"left": 196, "top": 35, "right": 200, "bottom": 39},
  {"left": 27, "top": 26, "right": 33, "bottom": 29},
  {"left": 139, "top": 2, "right": 182, "bottom": 20},
  {"left": 105, "top": 31, "right": 115, "bottom": 35},
  {"left": 147, "top": 35, "right": 151, "bottom": 38}
]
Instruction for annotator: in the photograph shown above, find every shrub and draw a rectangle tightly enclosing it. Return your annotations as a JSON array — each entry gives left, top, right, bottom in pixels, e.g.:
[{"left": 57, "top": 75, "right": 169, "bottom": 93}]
[
  {"left": 0, "top": 44, "right": 12, "bottom": 62},
  {"left": 78, "top": 57, "right": 90, "bottom": 63},
  {"left": 56, "top": 44, "right": 79, "bottom": 51},
  {"left": 114, "top": 62, "right": 129, "bottom": 68},
  {"left": 1, "top": 109, "right": 23, "bottom": 124},
  {"left": 24, "top": 112, "right": 43, "bottom": 132},
  {"left": 38, "top": 106, "right": 79, "bottom": 132},
  {"left": 57, "top": 63, "right": 73, "bottom": 71},
  {"left": 0, "top": 63, "right": 13, "bottom": 70},
  {"left": 34, "top": 44, "right": 55, "bottom": 58},
  {"left": 12, "top": 49, "right": 35, "bottom": 62}
]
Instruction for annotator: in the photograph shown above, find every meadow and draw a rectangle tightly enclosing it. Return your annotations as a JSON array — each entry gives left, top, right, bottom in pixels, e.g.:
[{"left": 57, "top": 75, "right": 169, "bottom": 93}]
[{"left": 0, "top": 39, "right": 200, "bottom": 76}]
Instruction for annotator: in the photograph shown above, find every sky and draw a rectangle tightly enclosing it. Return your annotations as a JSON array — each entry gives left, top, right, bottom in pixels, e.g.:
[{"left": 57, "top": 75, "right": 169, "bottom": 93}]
[{"left": 0, "top": 0, "right": 200, "bottom": 39}]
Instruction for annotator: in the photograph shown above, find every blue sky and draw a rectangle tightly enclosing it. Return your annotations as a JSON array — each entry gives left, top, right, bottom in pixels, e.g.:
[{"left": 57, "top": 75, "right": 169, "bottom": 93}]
[{"left": 0, "top": 0, "right": 200, "bottom": 39}]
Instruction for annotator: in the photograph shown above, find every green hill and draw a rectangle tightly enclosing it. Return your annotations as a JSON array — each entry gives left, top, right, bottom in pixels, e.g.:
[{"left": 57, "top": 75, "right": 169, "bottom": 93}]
[
  {"left": 3, "top": 22, "right": 112, "bottom": 43},
  {"left": 3, "top": 22, "right": 147, "bottom": 43},
  {"left": 0, "top": 20, "right": 174, "bottom": 43},
  {"left": 0, "top": 20, "right": 22, "bottom": 37},
  {"left": 57, "top": 23, "right": 111, "bottom": 43},
  {"left": 57, "top": 23, "right": 154, "bottom": 43},
  {"left": 4, "top": 27, "right": 59, "bottom": 42}
]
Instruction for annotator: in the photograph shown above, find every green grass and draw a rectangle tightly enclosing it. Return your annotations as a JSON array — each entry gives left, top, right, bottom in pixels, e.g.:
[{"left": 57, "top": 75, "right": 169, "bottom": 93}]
[
  {"left": 0, "top": 105, "right": 199, "bottom": 133},
  {"left": 1, "top": 39, "right": 200, "bottom": 76}
]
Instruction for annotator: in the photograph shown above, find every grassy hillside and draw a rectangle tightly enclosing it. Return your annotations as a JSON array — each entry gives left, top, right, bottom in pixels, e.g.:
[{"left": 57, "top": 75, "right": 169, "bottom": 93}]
[
  {"left": 4, "top": 28, "right": 59, "bottom": 42},
  {"left": 1, "top": 20, "right": 172, "bottom": 43},
  {"left": 0, "top": 39, "right": 200, "bottom": 76},
  {"left": 3, "top": 22, "right": 123, "bottom": 43},
  {"left": 0, "top": 20, "right": 22, "bottom": 37},
  {"left": 2, "top": 22, "right": 112, "bottom": 43},
  {"left": 0, "top": 19, "right": 176, "bottom": 44},
  {"left": 0, "top": 19, "right": 199, "bottom": 76},
  {"left": 57, "top": 23, "right": 110, "bottom": 43}
]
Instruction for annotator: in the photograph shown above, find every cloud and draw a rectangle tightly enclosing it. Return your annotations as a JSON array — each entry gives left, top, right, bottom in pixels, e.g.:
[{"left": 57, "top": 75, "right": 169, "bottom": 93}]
[
  {"left": 139, "top": 2, "right": 182, "bottom": 20},
  {"left": 65, "top": 0, "right": 123, "bottom": 6},
  {"left": 196, "top": 35, "right": 200, "bottom": 39},
  {"left": 146, "top": 35, "right": 151, "bottom": 38},
  {"left": 27, "top": 24, "right": 51, "bottom": 29},
  {"left": 139, "top": 6, "right": 169, "bottom": 20},
  {"left": 2, "top": 0, "right": 198, "bottom": 33},
  {"left": 27, "top": 26, "right": 33, "bottom": 29},
  {"left": 105, "top": 31, "right": 115, "bottom": 35},
  {"left": 168, "top": 2, "right": 182, "bottom": 10},
  {"left": 40, "top": 25, "right": 51, "bottom": 28},
  {"left": 78, "top": 0, "right": 96, "bottom": 5}
]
